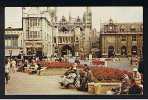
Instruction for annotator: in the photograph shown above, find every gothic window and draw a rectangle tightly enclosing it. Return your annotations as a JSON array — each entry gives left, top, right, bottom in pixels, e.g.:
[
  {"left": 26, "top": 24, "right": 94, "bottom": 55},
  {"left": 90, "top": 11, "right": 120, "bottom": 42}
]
[
  {"left": 141, "top": 25, "right": 143, "bottom": 32},
  {"left": 121, "top": 35, "right": 126, "bottom": 41},
  {"left": 76, "top": 37, "right": 78, "bottom": 41},
  {"left": 107, "top": 25, "right": 113, "bottom": 32},
  {"left": 120, "top": 25, "right": 125, "bottom": 32},
  {"left": 54, "top": 37, "right": 56, "bottom": 43},
  {"left": 130, "top": 25, "right": 136, "bottom": 32},
  {"left": 132, "top": 34, "right": 136, "bottom": 41},
  {"left": 77, "top": 16, "right": 80, "bottom": 22}
]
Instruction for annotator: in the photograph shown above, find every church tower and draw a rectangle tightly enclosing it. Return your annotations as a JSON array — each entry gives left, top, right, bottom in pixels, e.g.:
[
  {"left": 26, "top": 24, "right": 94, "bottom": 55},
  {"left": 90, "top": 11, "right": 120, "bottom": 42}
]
[
  {"left": 47, "top": 7, "right": 57, "bottom": 22},
  {"left": 83, "top": 7, "right": 92, "bottom": 55},
  {"left": 83, "top": 7, "right": 92, "bottom": 29}
]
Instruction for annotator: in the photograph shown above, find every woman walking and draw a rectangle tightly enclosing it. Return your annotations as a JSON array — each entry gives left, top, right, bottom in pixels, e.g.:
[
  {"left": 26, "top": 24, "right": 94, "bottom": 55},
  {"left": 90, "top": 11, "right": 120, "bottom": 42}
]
[{"left": 5, "top": 58, "right": 10, "bottom": 84}]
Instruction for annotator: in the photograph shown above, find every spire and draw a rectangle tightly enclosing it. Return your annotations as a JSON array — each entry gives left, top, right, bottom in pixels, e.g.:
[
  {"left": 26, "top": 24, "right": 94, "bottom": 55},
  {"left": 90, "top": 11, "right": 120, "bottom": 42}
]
[
  {"left": 109, "top": 17, "right": 113, "bottom": 24},
  {"left": 69, "top": 12, "right": 71, "bottom": 22},
  {"left": 47, "top": 7, "right": 57, "bottom": 22},
  {"left": 86, "top": 7, "right": 91, "bottom": 14}
]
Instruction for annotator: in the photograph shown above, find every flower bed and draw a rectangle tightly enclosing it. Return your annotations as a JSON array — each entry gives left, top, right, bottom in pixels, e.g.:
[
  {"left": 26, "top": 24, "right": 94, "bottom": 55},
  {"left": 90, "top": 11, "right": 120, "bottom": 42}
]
[
  {"left": 91, "top": 66, "right": 133, "bottom": 81},
  {"left": 92, "top": 59, "right": 105, "bottom": 65},
  {"left": 38, "top": 61, "right": 71, "bottom": 68},
  {"left": 38, "top": 61, "right": 133, "bottom": 82}
]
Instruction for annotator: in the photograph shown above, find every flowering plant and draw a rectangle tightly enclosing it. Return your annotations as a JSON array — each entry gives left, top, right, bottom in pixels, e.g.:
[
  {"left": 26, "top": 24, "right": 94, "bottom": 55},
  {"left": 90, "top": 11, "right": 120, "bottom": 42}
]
[{"left": 91, "top": 66, "right": 132, "bottom": 81}]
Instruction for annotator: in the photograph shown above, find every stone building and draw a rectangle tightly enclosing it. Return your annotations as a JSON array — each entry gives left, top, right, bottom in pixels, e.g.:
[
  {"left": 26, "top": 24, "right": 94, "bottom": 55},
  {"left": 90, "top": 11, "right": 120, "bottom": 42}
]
[
  {"left": 5, "top": 7, "right": 94, "bottom": 58},
  {"left": 5, "top": 27, "right": 23, "bottom": 57},
  {"left": 52, "top": 7, "right": 92, "bottom": 57},
  {"left": 22, "top": 7, "right": 54, "bottom": 57},
  {"left": 100, "top": 19, "right": 143, "bottom": 57}
]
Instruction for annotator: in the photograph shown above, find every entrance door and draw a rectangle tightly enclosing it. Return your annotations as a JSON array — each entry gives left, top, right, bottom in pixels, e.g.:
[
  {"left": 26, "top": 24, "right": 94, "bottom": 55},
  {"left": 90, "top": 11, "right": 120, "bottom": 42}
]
[
  {"left": 27, "top": 48, "right": 34, "bottom": 55},
  {"left": 36, "top": 48, "right": 43, "bottom": 59},
  {"left": 108, "top": 46, "right": 114, "bottom": 58},
  {"left": 132, "top": 46, "right": 137, "bottom": 55},
  {"left": 121, "top": 46, "right": 127, "bottom": 56},
  {"left": 61, "top": 45, "right": 74, "bottom": 57}
]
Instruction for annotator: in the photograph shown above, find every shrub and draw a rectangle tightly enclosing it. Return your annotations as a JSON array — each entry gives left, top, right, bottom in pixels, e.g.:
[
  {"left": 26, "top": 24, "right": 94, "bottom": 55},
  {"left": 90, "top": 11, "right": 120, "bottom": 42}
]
[{"left": 90, "top": 66, "right": 132, "bottom": 82}]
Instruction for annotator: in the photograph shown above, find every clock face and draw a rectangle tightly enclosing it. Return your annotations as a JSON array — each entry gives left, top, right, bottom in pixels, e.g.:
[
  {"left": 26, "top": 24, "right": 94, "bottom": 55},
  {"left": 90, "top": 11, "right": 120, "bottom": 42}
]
[{"left": 109, "top": 26, "right": 112, "bottom": 30}]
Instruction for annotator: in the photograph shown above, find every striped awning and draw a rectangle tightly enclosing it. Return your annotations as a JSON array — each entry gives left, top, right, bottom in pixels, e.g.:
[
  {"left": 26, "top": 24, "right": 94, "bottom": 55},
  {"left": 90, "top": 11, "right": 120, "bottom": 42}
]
[{"left": 5, "top": 49, "right": 20, "bottom": 56}]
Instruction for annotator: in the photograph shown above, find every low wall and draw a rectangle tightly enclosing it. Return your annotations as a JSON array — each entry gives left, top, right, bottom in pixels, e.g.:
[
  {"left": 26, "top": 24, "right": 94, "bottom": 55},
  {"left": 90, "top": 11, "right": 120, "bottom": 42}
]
[{"left": 40, "top": 68, "right": 67, "bottom": 76}]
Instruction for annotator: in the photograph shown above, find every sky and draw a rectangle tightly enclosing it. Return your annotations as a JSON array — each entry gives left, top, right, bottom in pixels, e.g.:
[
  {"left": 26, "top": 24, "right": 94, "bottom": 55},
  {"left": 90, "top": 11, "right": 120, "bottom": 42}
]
[{"left": 5, "top": 7, "right": 143, "bottom": 31}]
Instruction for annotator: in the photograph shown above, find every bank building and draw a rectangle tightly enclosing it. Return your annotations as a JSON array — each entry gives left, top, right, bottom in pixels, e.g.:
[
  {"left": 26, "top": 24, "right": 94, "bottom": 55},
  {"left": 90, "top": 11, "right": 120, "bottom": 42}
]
[{"left": 100, "top": 19, "right": 143, "bottom": 57}]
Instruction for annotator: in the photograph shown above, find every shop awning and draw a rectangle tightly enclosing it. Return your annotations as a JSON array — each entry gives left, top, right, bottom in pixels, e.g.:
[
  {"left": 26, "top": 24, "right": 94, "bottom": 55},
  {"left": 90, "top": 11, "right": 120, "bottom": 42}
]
[{"left": 5, "top": 49, "right": 20, "bottom": 56}]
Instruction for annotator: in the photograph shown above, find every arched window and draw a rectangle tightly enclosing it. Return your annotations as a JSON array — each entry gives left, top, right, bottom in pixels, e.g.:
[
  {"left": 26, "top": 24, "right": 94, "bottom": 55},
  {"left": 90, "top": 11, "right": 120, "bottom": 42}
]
[
  {"left": 108, "top": 46, "right": 115, "bottom": 57},
  {"left": 131, "top": 25, "right": 136, "bottom": 32},
  {"left": 120, "top": 25, "right": 125, "bottom": 32}
]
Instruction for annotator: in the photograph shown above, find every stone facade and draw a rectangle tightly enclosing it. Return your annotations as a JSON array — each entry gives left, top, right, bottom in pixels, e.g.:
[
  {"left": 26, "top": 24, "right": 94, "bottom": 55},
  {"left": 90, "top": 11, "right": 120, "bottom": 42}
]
[
  {"left": 100, "top": 19, "right": 143, "bottom": 57},
  {"left": 5, "top": 7, "right": 94, "bottom": 58},
  {"left": 5, "top": 27, "right": 23, "bottom": 56},
  {"left": 22, "top": 7, "right": 54, "bottom": 57},
  {"left": 52, "top": 7, "right": 93, "bottom": 57}
]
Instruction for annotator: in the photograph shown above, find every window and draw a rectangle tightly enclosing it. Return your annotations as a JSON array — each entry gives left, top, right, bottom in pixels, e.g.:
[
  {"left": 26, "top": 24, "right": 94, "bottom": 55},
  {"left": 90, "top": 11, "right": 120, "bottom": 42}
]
[
  {"left": 34, "top": 19, "right": 37, "bottom": 26},
  {"left": 76, "top": 37, "right": 78, "bottom": 41},
  {"left": 5, "top": 40, "right": 7, "bottom": 47},
  {"left": 130, "top": 25, "right": 136, "bottom": 32},
  {"left": 121, "top": 35, "right": 126, "bottom": 41},
  {"left": 7, "top": 39, "right": 11, "bottom": 47},
  {"left": 54, "top": 37, "right": 56, "bottom": 43},
  {"left": 59, "top": 37, "right": 62, "bottom": 43},
  {"left": 13, "top": 38, "right": 18, "bottom": 48},
  {"left": 34, "top": 31, "right": 37, "bottom": 38},
  {"left": 30, "top": 19, "right": 33, "bottom": 27},
  {"left": 132, "top": 35, "right": 136, "bottom": 41},
  {"left": 37, "top": 19, "right": 38, "bottom": 26}
]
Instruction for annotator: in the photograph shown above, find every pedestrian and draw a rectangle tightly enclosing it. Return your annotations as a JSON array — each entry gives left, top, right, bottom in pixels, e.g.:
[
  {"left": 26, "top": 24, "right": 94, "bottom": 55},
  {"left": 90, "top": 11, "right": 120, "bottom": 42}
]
[
  {"left": 60, "top": 63, "right": 80, "bottom": 88},
  {"left": 121, "top": 74, "right": 130, "bottom": 94},
  {"left": 31, "top": 60, "right": 39, "bottom": 74},
  {"left": 132, "top": 68, "right": 142, "bottom": 85},
  {"left": 11, "top": 58, "right": 16, "bottom": 73},
  {"left": 22, "top": 59, "right": 28, "bottom": 72},
  {"left": 79, "top": 64, "right": 94, "bottom": 91},
  {"left": 128, "top": 78, "right": 142, "bottom": 95},
  {"left": 37, "top": 62, "right": 42, "bottom": 75},
  {"left": 5, "top": 58, "right": 10, "bottom": 84}
]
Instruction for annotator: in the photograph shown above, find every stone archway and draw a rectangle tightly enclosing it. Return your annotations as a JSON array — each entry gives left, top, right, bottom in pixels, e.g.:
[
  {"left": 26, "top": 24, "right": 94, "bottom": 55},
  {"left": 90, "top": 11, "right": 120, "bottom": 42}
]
[
  {"left": 121, "top": 46, "right": 127, "bottom": 56},
  {"left": 61, "top": 45, "right": 74, "bottom": 57},
  {"left": 108, "top": 46, "right": 115, "bottom": 58},
  {"left": 132, "top": 46, "right": 137, "bottom": 55}
]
